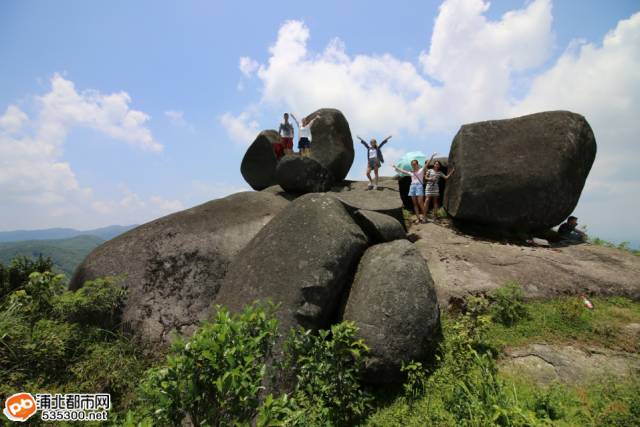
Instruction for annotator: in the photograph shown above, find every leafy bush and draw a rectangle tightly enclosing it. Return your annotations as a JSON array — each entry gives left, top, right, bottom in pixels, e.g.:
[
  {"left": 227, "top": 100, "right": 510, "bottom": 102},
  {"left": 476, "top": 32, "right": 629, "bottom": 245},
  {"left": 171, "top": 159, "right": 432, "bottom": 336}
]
[
  {"left": 489, "top": 282, "right": 528, "bottom": 326},
  {"left": 136, "top": 303, "right": 279, "bottom": 426},
  {"left": 283, "top": 322, "right": 372, "bottom": 426},
  {"left": 0, "top": 256, "right": 149, "bottom": 421},
  {"left": 556, "top": 297, "right": 586, "bottom": 323},
  {"left": 53, "top": 276, "right": 126, "bottom": 329},
  {"left": 0, "top": 255, "right": 53, "bottom": 300}
]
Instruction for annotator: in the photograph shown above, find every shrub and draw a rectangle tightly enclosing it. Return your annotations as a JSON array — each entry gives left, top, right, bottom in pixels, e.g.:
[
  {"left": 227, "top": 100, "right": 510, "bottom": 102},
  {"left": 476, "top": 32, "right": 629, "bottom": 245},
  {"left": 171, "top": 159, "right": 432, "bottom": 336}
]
[
  {"left": 53, "top": 276, "right": 126, "bottom": 329},
  {"left": 400, "top": 361, "right": 429, "bottom": 402},
  {"left": 283, "top": 321, "right": 373, "bottom": 427},
  {"left": 557, "top": 297, "right": 586, "bottom": 323},
  {"left": 136, "top": 302, "right": 279, "bottom": 426},
  {"left": 1, "top": 255, "right": 53, "bottom": 299},
  {"left": 490, "top": 282, "right": 528, "bottom": 326}
]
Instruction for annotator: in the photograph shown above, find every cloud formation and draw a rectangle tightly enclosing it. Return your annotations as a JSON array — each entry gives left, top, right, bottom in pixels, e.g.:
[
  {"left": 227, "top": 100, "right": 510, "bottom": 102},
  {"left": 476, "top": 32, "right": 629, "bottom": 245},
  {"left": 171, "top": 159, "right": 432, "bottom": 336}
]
[{"left": 0, "top": 74, "right": 163, "bottom": 229}]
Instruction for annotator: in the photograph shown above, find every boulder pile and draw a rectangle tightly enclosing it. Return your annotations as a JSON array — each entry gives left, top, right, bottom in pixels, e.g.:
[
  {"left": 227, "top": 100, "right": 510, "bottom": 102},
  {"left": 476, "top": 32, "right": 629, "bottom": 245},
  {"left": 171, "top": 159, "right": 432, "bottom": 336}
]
[{"left": 71, "top": 108, "right": 602, "bottom": 385}]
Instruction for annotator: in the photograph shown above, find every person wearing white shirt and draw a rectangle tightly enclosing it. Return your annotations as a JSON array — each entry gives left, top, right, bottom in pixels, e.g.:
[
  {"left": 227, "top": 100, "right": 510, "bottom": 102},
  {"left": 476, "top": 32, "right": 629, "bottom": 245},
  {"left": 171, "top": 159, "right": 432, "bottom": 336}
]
[
  {"left": 290, "top": 113, "right": 321, "bottom": 157},
  {"left": 393, "top": 157, "right": 430, "bottom": 224},
  {"left": 357, "top": 135, "right": 392, "bottom": 190}
]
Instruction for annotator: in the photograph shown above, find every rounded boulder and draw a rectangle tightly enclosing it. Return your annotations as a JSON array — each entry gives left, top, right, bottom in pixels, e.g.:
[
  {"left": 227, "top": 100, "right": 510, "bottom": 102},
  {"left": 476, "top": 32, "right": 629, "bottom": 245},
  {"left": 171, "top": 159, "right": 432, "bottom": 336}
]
[
  {"left": 342, "top": 239, "right": 441, "bottom": 384},
  {"left": 241, "top": 130, "right": 280, "bottom": 191},
  {"left": 444, "top": 111, "right": 596, "bottom": 231}
]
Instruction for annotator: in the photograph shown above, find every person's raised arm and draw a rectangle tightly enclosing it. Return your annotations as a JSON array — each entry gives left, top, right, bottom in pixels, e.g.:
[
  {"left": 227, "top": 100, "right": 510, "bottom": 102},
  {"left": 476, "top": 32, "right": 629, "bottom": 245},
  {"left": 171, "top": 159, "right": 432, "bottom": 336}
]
[
  {"left": 392, "top": 164, "right": 412, "bottom": 175},
  {"left": 425, "top": 152, "right": 437, "bottom": 168},
  {"left": 290, "top": 113, "right": 300, "bottom": 129},
  {"left": 357, "top": 135, "right": 369, "bottom": 148},
  {"left": 308, "top": 115, "right": 322, "bottom": 126},
  {"left": 379, "top": 135, "right": 392, "bottom": 148}
]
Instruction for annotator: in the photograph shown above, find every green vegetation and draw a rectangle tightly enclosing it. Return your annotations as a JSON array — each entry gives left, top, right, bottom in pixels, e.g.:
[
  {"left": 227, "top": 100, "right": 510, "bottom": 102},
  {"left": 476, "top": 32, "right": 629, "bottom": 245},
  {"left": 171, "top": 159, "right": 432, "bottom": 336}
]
[
  {"left": 484, "top": 295, "right": 640, "bottom": 353},
  {"left": 0, "top": 256, "right": 152, "bottom": 425},
  {"left": 364, "top": 284, "right": 640, "bottom": 426},
  {"left": 590, "top": 236, "right": 640, "bottom": 255},
  {"left": 2, "top": 258, "right": 638, "bottom": 426},
  {"left": 0, "top": 235, "right": 104, "bottom": 277}
]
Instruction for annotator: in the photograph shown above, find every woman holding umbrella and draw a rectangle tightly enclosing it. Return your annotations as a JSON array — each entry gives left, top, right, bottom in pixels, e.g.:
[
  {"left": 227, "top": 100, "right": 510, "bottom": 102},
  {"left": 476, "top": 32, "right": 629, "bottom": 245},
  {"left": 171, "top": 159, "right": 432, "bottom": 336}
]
[{"left": 393, "top": 152, "right": 436, "bottom": 224}]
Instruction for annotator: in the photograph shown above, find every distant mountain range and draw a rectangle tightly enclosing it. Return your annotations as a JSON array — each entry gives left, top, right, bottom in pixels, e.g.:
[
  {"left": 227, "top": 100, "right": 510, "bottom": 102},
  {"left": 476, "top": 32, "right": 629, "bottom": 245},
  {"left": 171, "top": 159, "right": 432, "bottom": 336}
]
[
  {"left": 0, "top": 225, "right": 136, "bottom": 242},
  {"left": 0, "top": 225, "right": 137, "bottom": 277}
]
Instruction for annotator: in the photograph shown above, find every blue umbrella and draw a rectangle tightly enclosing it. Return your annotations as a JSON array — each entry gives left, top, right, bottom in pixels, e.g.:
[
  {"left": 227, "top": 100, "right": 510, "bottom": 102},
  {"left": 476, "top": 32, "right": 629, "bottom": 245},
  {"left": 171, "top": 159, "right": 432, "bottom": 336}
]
[{"left": 394, "top": 151, "right": 428, "bottom": 176}]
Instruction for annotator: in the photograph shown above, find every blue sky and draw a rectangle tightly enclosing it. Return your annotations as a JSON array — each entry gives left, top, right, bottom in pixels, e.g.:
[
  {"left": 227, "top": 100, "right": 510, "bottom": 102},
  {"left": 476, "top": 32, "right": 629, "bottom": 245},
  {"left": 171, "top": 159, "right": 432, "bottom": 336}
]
[{"left": 1, "top": 0, "right": 639, "bottom": 246}]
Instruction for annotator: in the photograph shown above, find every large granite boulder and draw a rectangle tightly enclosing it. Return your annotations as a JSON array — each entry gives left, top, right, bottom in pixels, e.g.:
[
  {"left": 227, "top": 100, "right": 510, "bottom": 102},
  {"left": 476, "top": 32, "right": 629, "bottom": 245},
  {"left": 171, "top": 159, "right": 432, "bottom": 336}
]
[
  {"left": 330, "top": 179, "right": 404, "bottom": 224},
  {"left": 354, "top": 209, "right": 406, "bottom": 243},
  {"left": 217, "top": 193, "right": 368, "bottom": 334},
  {"left": 444, "top": 111, "right": 596, "bottom": 231},
  {"left": 241, "top": 130, "right": 280, "bottom": 191},
  {"left": 305, "top": 108, "right": 354, "bottom": 183},
  {"left": 70, "top": 191, "right": 290, "bottom": 346},
  {"left": 343, "top": 239, "right": 441, "bottom": 384},
  {"left": 275, "top": 155, "right": 333, "bottom": 193}
]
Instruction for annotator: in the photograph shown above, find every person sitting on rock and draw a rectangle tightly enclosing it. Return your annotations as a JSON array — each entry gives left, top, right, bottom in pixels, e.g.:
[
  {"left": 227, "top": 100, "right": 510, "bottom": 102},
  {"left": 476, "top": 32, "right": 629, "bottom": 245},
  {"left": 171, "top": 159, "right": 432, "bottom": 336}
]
[
  {"left": 423, "top": 157, "right": 455, "bottom": 219},
  {"left": 357, "top": 135, "right": 392, "bottom": 190},
  {"left": 393, "top": 159, "right": 426, "bottom": 224},
  {"left": 558, "top": 216, "right": 587, "bottom": 242},
  {"left": 291, "top": 113, "right": 321, "bottom": 157},
  {"left": 276, "top": 113, "right": 296, "bottom": 158}
]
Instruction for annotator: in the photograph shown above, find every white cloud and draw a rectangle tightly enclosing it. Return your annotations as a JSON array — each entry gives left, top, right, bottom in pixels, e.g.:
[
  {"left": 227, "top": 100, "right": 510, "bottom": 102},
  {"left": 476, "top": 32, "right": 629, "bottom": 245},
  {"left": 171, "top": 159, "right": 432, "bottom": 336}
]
[
  {"left": 239, "top": 56, "right": 259, "bottom": 77},
  {"left": 0, "top": 105, "right": 29, "bottom": 133},
  {"left": 514, "top": 11, "right": 640, "bottom": 244},
  {"left": 39, "top": 73, "right": 161, "bottom": 152},
  {"left": 219, "top": 111, "right": 259, "bottom": 145},
  {"left": 0, "top": 74, "right": 164, "bottom": 229},
  {"left": 226, "top": 1, "right": 553, "bottom": 137},
  {"left": 226, "top": 2, "right": 640, "bottom": 245}
]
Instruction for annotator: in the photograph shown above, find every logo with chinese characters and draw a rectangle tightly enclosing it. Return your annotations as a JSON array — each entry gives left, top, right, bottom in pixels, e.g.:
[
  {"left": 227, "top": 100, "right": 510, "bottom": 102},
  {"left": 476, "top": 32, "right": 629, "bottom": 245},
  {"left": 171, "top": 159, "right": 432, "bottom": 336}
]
[
  {"left": 2, "top": 393, "right": 111, "bottom": 422},
  {"left": 3, "top": 393, "right": 37, "bottom": 422}
]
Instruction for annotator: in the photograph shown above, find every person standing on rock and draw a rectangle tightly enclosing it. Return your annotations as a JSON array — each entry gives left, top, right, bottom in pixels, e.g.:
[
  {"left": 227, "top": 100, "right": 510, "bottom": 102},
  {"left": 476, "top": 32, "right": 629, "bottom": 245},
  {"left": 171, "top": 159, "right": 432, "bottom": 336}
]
[
  {"left": 291, "top": 113, "right": 321, "bottom": 157},
  {"left": 357, "top": 135, "right": 392, "bottom": 190},
  {"left": 423, "top": 159, "right": 455, "bottom": 219},
  {"left": 278, "top": 113, "right": 295, "bottom": 158},
  {"left": 393, "top": 159, "right": 427, "bottom": 224}
]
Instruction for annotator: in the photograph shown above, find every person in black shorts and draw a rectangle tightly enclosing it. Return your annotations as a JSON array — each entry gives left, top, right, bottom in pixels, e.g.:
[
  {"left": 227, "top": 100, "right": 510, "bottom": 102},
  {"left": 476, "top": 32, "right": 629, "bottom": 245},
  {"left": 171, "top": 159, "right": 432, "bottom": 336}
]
[{"left": 357, "top": 135, "right": 392, "bottom": 190}]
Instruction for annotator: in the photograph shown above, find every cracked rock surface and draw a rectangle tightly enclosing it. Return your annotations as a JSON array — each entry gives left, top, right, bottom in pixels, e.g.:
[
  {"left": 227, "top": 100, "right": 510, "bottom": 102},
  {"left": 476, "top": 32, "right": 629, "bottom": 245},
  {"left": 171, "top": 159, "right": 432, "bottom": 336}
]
[
  {"left": 412, "top": 222, "right": 640, "bottom": 306},
  {"left": 499, "top": 343, "right": 640, "bottom": 385}
]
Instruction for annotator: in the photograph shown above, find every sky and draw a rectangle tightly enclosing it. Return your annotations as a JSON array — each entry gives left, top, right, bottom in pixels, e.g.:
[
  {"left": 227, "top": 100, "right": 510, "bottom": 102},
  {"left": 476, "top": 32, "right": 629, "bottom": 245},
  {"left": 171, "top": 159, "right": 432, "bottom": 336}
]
[{"left": 1, "top": 0, "right": 639, "bottom": 246}]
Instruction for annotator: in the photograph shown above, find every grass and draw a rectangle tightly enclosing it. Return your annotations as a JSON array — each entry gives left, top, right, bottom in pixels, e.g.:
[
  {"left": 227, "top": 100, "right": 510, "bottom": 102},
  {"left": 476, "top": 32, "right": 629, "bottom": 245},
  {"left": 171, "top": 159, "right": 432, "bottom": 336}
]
[
  {"left": 363, "top": 294, "right": 640, "bottom": 426},
  {"left": 483, "top": 296, "right": 640, "bottom": 353}
]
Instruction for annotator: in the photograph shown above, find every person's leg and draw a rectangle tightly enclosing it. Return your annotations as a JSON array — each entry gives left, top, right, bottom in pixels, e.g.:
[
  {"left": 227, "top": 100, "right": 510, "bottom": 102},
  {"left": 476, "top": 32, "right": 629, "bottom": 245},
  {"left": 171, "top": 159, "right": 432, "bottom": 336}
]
[
  {"left": 411, "top": 195, "right": 421, "bottom": 223},
  {"left": 417, "top": 195, "right": 425, "bottom": 222},
  {"left": 424, "top": 196, "right": 432, "bottom": 219},
  {"left": 433, "top": 196, "right": 441, "bottom": 218},
  {"left": 373, "top": 163, "right": 379, "bottom": 189},
  {"left": 366, "top": 164, "right": 373, "bottom": 189}
]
